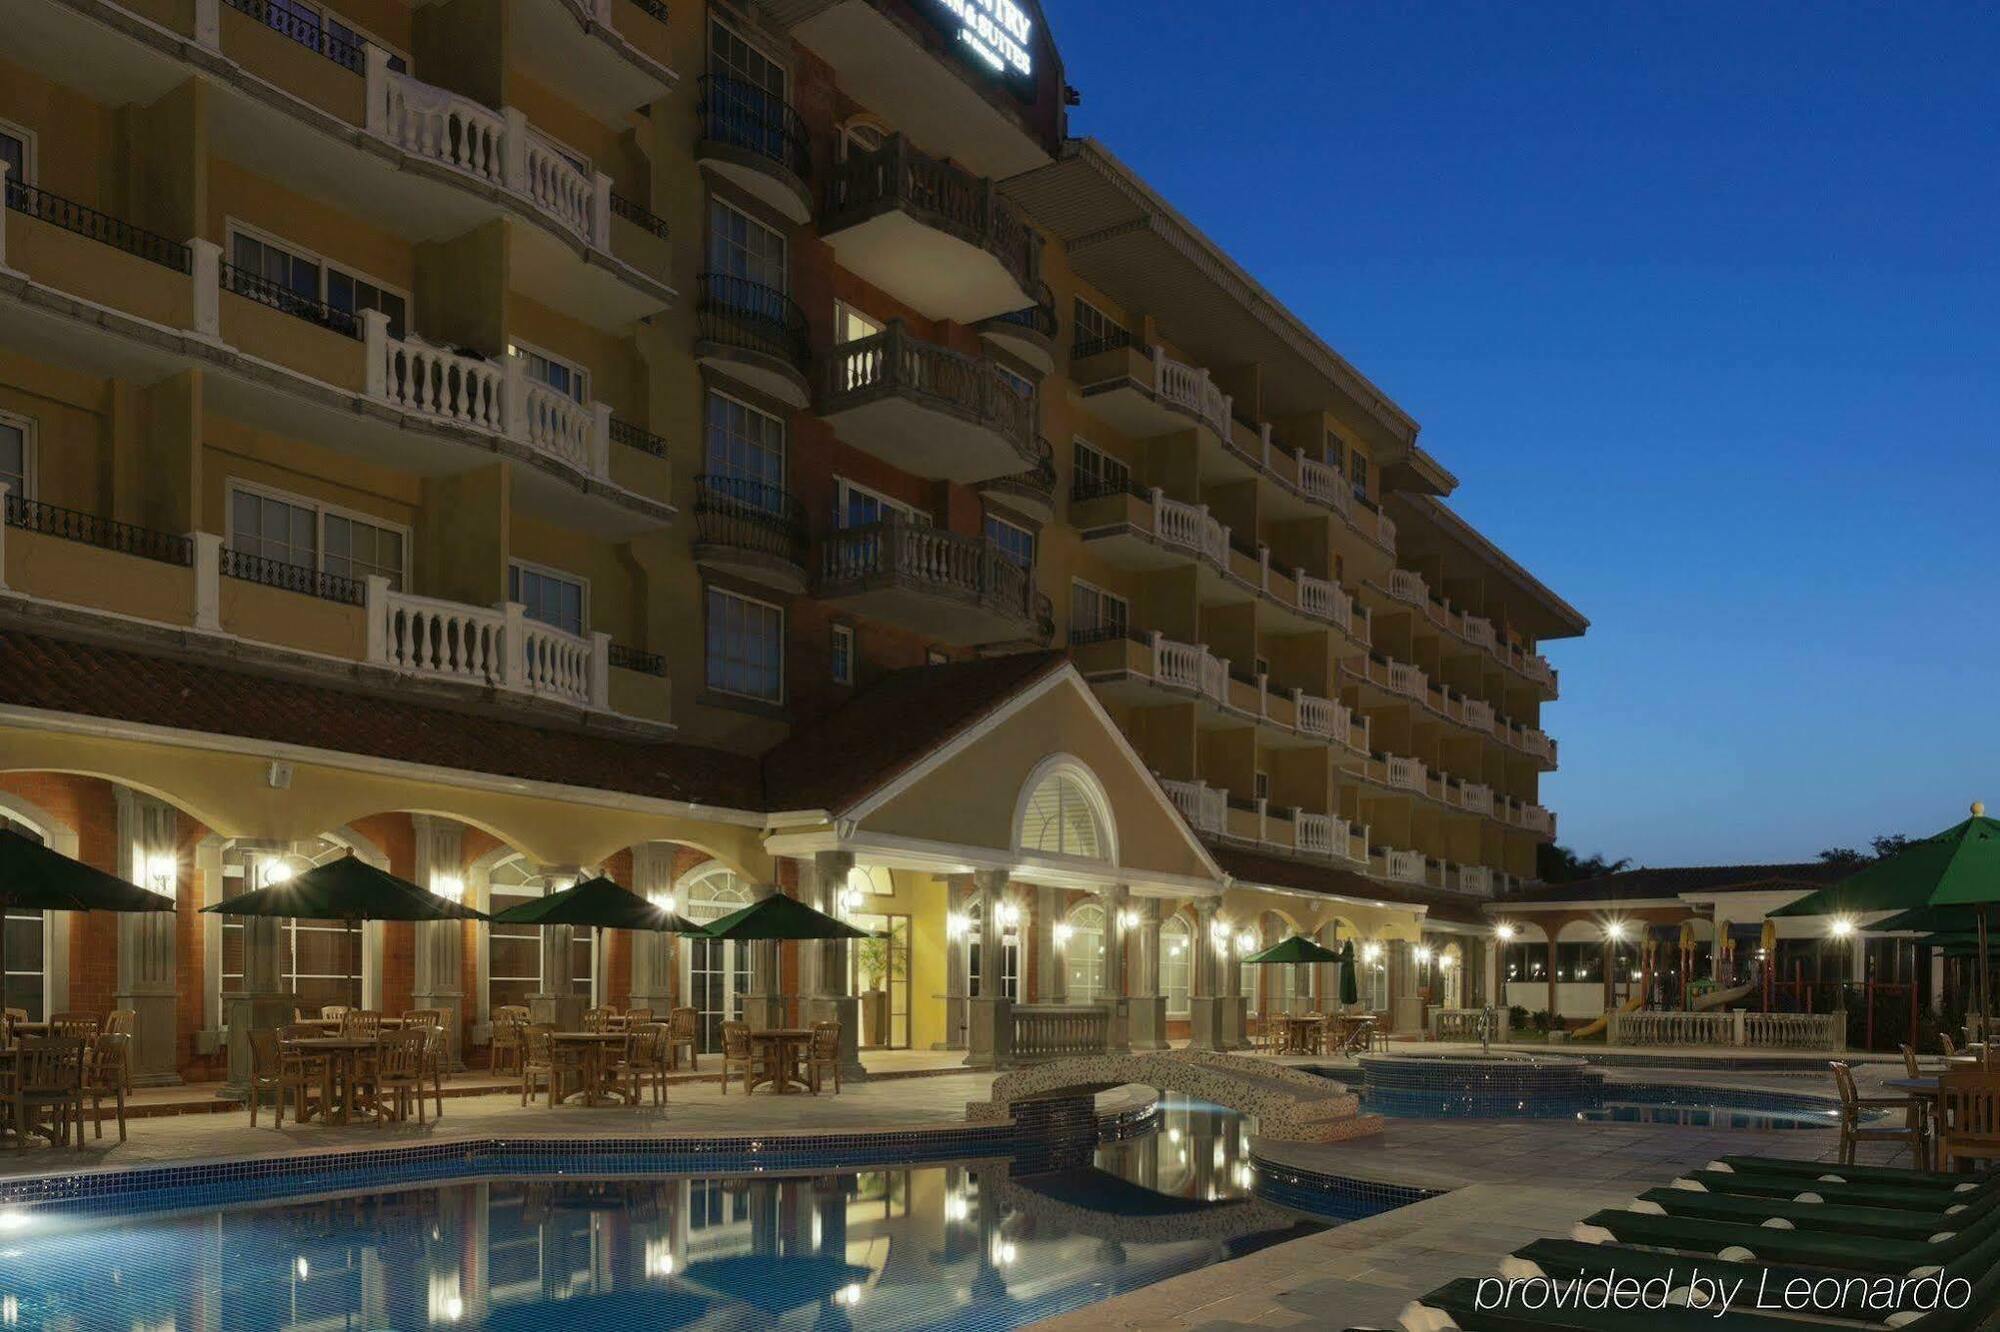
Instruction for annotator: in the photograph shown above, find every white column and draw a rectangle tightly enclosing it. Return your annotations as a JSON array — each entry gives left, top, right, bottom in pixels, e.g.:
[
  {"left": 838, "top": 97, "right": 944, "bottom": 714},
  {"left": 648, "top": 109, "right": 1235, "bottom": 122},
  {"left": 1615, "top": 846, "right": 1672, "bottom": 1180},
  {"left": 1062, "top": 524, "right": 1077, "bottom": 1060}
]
[
  {"left": 938, "top": 876, "right": 971, "bottom": 1049},
  {"left": 192, "top": 531, "right": 221, "bottom": 630},
  {"left": 411, "top": 814, "right": 466, "bottom": 1067},
  {"left": 1034, "top": 885, "right": 1066, "bottom": 1003},
  {"left": 1097, "top": 883, "right": 1131, "bottom": 1053},
  {"left": 962, "top": 869, "right": 1011, "bottom": 1068},
  {"left": 529, "top": 864, "right": 586, "bottom": 1031},
  {"left": 801, "top": 850, "right": 864, "bottom": 1082},
  {"left": 223, "top": 844, "right": 296, "bottom": 1093},
  {"left": 189, "top": 238, "right": 220, "bottom": 339},
  {"left": 1187, "top": 898, "right": 1225, "bottom": 1050},
  {"left": 115, "top": 789, "right": 183, "bottom": 1085},
  {"left": 0, "top": 163, "right": 12, "bottom": 275},
  {"left": 1128, "top": 897, "right": 1166, "bottom": 1050}
]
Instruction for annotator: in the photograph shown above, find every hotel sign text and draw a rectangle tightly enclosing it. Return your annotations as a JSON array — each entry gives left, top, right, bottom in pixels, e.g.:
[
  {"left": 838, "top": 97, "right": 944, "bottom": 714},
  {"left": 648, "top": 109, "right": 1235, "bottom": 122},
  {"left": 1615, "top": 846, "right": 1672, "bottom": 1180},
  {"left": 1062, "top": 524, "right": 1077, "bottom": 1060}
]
[{"left": 929, "top": 0, "right": 1033, "bottom": 81}]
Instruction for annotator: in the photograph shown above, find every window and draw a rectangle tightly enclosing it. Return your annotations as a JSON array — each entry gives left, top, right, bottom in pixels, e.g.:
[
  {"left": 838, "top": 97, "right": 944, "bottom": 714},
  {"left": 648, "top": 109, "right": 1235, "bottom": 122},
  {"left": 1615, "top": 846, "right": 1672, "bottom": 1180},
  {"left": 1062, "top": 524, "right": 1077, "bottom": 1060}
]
[
  {"left": 509, "top": 341, "right": 588, "bottom": 404},
  {"left": 1070, "top": 579, "right": 1128, "bottom": 640},
  {"left": 984, "top": 514, "right": 1034, "bottom": 570},
  {"left": 220, "top": 843, "right": 364, "bottom": 1017},
  {"left": 509, "top": 562, "right": 588, "bottom": 638},
  {"left": 0, "top": 816, "right": 47, "bottom": 1020},
  {"left": 1019, "top": 768, "right": 1109, "bottom": 860},
  {"left": 257, "top": 0, "right": 404, "bottom": 72},
  {"left": 704, "top": 390, "right": 786, "bottom": 511},
  {"left": 0, "top": 411, "right": 33, "bottom": 500},
  {"left": 831, "top": 624, "right": 855, "bottom": 685},
  {"left": 1351, "top": 450, "right": 1371, "bottom": 501},
  {"left": 1072, "top": 297, "right": 1125, "bottom": 352},
  {"left": 680, "top": 863, "right": 756, "bottom": 1052},
  {"left": 227, "top": 224, "right": 408, "bottom": 338},
  {"left": 1, "top": 117, "right": 37, "bottom": 188},
  {"left": 1072, "top": 439, "right": 1131, "bottom": 501},
  {"left": 1326, "top": 433, "right": 1347, "bottom": 476},
  {"left": 707, "top": 586, "right": 783, "bottom": 702},
  {"left": 229, "top": 483, "right": 407, "bottom": 590},
  {"left": 1066, "top": 903, "right": 1106, "bottom": 1002},
  {"left": 708, "top": 199, "right": 788, "bottom": 293},
  {"left": 834, "top": 301, "right": 883, "bottom": 345},
  {"left": 1253, "top": 771, "right": 1270, "bottom": 802},
  {"left": 838, "top": 120, "right": 885, "bottom": 162},
  {"left": 993, "top": 364, "right": 1035, "bottom": 401},
  {"left": 709, "top": 16, "right": 789, "bottom": 153},
  {"left": 488, "top": 859, "right": 593, "bottom": 1012},
  {"left": 1160, "top": 915, "right": 1192, "bottom": 1018},
  {"left": 837, "top": 478, "right": 927, "bottom": 528}
]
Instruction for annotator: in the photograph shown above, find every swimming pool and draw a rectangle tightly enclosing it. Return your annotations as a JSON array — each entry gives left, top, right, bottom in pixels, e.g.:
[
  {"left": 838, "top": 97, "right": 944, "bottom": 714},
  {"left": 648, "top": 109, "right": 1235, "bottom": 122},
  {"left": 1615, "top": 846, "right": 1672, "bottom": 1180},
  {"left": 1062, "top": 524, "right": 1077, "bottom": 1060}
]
[
  {"left": 0, "top": 1098, "right": 1399, "bottom": 1330},
  {"left": 1307, "top": 1065, "right": 1850, "bottom": 1130}
]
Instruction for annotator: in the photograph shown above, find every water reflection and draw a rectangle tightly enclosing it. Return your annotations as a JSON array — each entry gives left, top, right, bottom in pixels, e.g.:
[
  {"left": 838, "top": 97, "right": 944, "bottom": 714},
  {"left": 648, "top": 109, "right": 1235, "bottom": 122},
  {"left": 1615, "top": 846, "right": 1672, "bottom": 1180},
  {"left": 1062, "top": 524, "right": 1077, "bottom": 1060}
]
[{"left": 0, "top": 1100, "right": 1327, "bottom": 1330}]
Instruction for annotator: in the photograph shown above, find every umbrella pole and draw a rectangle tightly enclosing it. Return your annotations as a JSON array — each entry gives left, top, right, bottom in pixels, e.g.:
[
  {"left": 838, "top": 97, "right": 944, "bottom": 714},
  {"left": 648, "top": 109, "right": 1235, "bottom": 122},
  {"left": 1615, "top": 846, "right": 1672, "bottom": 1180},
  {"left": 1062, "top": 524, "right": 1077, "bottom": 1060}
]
[{"left": 351, "top": 917, "right": 361, "bottom": 1011}]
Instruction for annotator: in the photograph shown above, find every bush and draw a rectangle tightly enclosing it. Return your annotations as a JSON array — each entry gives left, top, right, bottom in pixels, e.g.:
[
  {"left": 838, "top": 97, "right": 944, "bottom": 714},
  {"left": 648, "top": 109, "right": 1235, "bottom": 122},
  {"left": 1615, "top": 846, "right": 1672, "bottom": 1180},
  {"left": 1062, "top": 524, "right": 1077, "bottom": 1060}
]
[{"left": 1507, "top": 1005, "right": 1531, "bottom": 1032}]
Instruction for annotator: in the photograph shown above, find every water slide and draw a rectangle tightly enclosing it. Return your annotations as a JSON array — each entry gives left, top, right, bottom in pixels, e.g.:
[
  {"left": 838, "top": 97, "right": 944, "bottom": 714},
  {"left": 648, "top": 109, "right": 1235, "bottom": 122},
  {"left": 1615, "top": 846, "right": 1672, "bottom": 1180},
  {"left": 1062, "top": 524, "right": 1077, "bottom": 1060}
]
[
  {"left": 1571, "top": 992, "right": 1643, "bottom": 1040},
  {"left": 1692, "top": 978, "right": 1759, "bottom": 1011}
]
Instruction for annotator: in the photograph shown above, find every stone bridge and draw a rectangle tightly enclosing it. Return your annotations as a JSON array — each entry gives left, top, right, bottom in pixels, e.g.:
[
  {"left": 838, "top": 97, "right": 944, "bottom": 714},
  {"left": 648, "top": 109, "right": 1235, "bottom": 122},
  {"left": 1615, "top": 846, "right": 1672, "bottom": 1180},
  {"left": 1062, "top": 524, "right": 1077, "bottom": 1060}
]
[{"left": 967, "top": 1050, "right": 1382, "bottom": 1143}]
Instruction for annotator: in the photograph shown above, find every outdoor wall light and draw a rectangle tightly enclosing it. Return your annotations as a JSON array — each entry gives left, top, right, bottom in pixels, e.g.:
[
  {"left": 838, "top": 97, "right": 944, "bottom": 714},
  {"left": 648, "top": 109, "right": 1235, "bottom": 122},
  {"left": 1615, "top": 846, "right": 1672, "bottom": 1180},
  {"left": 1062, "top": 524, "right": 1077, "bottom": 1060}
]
[
  {"left": 432, "top": 875, "right": 465, "bottom": 902},
  {"left": 992, "top": 1240, "right": 1017, "bottom": 1266},
  {"left": 1495, "top": 923, "right": 1517, "bottom": 941},
  {"left": 946, "top": 912, "right": 969, "bottom": 939},
  {"left": 145, "top": 853, "right": 178, "bottom": 900},
  {"left": 1829, "top": 916, "right": 1856, "bottom": 939},
  {"left": 1118, "top": 909, "right": 1138, "bottom": 932},
  {"left": 1437, "top": 952, "right": 1454, "bottom": 969},
  {"left": 649, "top": 893, "right": 677, "bottom": 914},
  {"left": 1362, "top": 942, "right": 1383, "bottom": 964},
  {"left": 1415, "top": 945, "right": 1433, "bottom": 964},
  {"left": 1053, "top": 922, "right": 1073, "bottom": 947},
  {"left": 1236, "top": 931, "right": 1255, "bottom": 953},
  {"left": 838, "top": 888, "right": 864, "bottom": 914},
  {"left": 262, "top": 861, "right": 295, "bottom": 888},
  {"left": 996, "top": 901, "right": 1020, "bottom": 928},
  {"left": 1603, "top": 920, "right": 1628, "bottom": 942}
]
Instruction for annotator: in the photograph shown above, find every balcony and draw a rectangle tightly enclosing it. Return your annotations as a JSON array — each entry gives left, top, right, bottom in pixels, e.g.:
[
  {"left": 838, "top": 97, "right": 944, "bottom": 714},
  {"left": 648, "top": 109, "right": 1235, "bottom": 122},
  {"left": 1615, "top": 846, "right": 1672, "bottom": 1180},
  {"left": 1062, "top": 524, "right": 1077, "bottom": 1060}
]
[
  {"left": 695, "top": 74, "right": 813, "bottom": 224},
  {"left": 1159, "top": 777, "right": 1227, "bottom": 836},
  {"left": 824, "top": 134, "right": 1039, "bottom": 324},
  {"left": 818, "top": 522, "right": 1037, "bottom": 646},
  {"left": 507, "top": 0, "right": 678, "bottom": 125},
  {"left": 979, "top": 436, "right": 1057, "bottom": 523},
  {"left": 696, "top": 274, "right": 812, "bottom": 407},
  {"left": 975, "top": 282, "right": 1057, "bottom": 375},
  {"left": 366, "top": 584, "right": 608, "bottom": 709},
  {"left": 819, "top": 324, "right": 1038, "bottom": 483},
  {"left": 1070, "top": 342, "right": 1233, "bottom": 442},
  {"left": 691, "top": 475, "right": 810, "bottom": 595}
]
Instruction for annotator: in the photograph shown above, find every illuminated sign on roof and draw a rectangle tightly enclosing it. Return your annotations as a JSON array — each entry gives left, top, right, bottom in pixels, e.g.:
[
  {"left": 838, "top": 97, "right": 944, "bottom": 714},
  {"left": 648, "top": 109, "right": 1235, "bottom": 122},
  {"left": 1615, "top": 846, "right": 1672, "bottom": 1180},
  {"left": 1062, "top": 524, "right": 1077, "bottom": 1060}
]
[{"left": 929, "top": 0, "right": 1034, "bottom": 81}]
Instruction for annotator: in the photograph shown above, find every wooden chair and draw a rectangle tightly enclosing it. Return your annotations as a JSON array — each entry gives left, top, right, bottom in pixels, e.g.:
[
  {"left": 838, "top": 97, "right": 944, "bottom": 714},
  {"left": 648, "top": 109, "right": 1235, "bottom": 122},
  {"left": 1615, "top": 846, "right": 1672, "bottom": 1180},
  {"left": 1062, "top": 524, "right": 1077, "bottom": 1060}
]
[
  {"left": 806, "top": 1020, "right": 842, "bottom": 1096},
  {"left": 719, "top": 1021, "right": 763, "bottom": 1095},
  {"left": 7, "top": 1035, "right": 85, "bottom": 1150},
  {"left": 1937, "top": 1070, "right": 2000, "bottom": 1170},
  {"left": 319, "top": 1005, "right": 351, "bottom": 1024},
  {"left": 1941, "top": 1032, "right": 1960, "bottom": 1058},
  {"left": 248, "top": 1029, "right": 318, "bottom": 1128},
  {"left": 623, "top": 1007, "right": 655, "bottom": 1028},
  {"left": 582, "top": 1007, "right": 617, "bottom": 1033},
  {"left": 84, "top": 1032, "right": 132, "bottom": 1142},
  {"left": 401, "top": 1008, "right": 446, "bottom": 1030},
  {"left": 49, "top": 1011, "right": 102, "bottom": 1044},
  {"left": 520, "top": 1025, "right": 581, "bottom": 1108},
  {"left": 104, "top": 1009, "right": 137, "bottom": 1038},
  {"left": 368, "top": 1030, "right": 428, "bottom": 1125},
  {"left": 667, "top": 1006, "right": 698, "bottom": 1071},
  {"left": 490, "top": 1006, "right": 530, "bottom": 1073},
  {"left": 342, "top": 1010, "right": 385, "bottom": 1039},
  {"left": 616, "top": 1022, "right": 670, "bottom": 1108},
  {"left": 420, "top": 1024, "right": 447, "bottom": 1120},
  {"left": 1831, "top": 1061, "right": 1927, "bottom": 1167},
  {"left": 2, "top": 1007, "right": 26, "bottom": 1048}
]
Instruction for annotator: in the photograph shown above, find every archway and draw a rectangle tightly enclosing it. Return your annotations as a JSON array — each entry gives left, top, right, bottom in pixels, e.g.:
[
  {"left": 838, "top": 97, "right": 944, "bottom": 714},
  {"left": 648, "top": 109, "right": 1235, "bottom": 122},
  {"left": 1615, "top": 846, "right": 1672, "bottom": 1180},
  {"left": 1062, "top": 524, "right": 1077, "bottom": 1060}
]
[{"left": 676, "top": 861, "right": 756, "bottom": 1052}]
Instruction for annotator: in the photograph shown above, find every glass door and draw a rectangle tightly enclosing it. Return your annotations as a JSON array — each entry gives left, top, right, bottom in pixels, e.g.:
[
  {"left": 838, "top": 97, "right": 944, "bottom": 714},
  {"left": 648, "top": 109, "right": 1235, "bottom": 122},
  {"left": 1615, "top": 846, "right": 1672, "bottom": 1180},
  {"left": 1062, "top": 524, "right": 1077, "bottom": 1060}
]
[
  {"left": 681, "top": 868, "right": 753, "bottom": 1052},
  {"left": 847, "top": 913, "right": 911, "bottom": 1049}
]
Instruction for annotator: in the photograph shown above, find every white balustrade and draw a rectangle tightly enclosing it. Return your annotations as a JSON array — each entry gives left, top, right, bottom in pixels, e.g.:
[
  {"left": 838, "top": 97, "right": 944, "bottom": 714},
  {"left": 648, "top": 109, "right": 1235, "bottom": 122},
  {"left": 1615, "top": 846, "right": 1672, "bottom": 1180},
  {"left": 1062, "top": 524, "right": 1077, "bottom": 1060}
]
[
  {"left": 365, "top": 583, "right": 610, "bottom": 710},
  {"left": 1152, "top": 347, "right": 1232, "bottom": 439},
  {"left": 1464, "top": 615, "right": 1496, "bottom": 649},
  {"left": 1385, "top": 849, "right": 1425, "bottom": 883},
  {"left": 1521, "top": 728, "right": 1554, "bottom": 760},
  {"left": 1152, "top": 491, "right": 1227, "bottom": 564},
  {"left": 364, "top": 316, "right": 612, "bottom": 479},
  {"left": 1521, "top": 804, "right": 1553, "bottom": 835},
  {"left": 1461, "top": 698, "right": 1495, "bottom": 732},
  {"left": 1460, "top": 782, "right": 1494, "bottom": 816},
  {"left": 1374, "top": 509, "right": 1397, "bottom": 553},
  {"left": 1386, "top": 660, "right": 1426, "bottom": 698},
  {"left": 366, "top": 52, "right": 612, "bottom": 251},
  {"left": 1294, "top": 692, "right": 1349, "bottom": 746},
  {"left": 1011, "top": 1005, "right": 1111, "bottom": 1061},
  {"left": 1387, "top": 569, "right": 1427, "bottom": 605},
  {"left": 1296, "top": 572, "right": 1353, "bottom": 632},
  {"left": 1386, "top": 755, "right": 1425, "bottom": 791},
  {"left": 1159, "top": 777, "right": 1225, "bottom": 834},
  {"left": 1456, "top": 865, "right": 1493, "bottom": 896},
  {"left": 1295, "top": 811, "right": 1335, "bottom": 857},
  {"left": 1298, "top": 452, "right": 1350, "bottom": 516}
]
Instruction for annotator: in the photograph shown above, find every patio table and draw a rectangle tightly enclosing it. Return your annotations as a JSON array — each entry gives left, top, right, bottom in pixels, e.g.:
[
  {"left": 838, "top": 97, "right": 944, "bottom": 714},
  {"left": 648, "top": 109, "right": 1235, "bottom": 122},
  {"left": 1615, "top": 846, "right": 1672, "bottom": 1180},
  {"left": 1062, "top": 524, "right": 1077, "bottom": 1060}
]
[
  {"left": 287, "top": 1036, "right": 379, "bottom": 1125},
  {"left": 553, "top": 1032, "right": 628, "bottom": 1106},
  {"left": 748, "top": 1028, "right": 814, "bottom": 1094},
  {"left": 1271, "top": 1014, "right": 1323, "bottom": 1056}
]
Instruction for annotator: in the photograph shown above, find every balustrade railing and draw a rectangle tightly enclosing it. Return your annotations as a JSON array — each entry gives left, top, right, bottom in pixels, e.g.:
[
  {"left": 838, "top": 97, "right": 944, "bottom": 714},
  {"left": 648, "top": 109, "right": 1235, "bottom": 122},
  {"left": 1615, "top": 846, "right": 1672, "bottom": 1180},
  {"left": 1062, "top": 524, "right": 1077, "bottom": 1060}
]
[
  {"left": 697, "top": 273, "right": 811, "bottom": 373},
  {"left": 1298, "top": 453, "right": 1350, "bottom": 516},
  {"left": 697, "top": 73, "right": 813, "bottom": 182},
  {"left": 219, "top": 548, "right": 366, "bottom": 605},
  {"left": 1151, "top": 348, "right": 1232, "bottom": 438},
  {"left": 1151, "top": 634, "right": 1225, "bottom": 701},
  {"left": 1385, "top": 660, "right": 1426, "bottom": 698},
  {"left": 3, "top": 178, "right": 191, "bottom": 273},
  {"left": 365, "top": 584, "right": 608, "bottom": 709},
  {"left": 2, "top": 494, "right": 193, "bottom": 566},
  {"left": 1460, "top": 782, "right": 1494, "bottom": 816},
  {"left": 1461, "top": 698, "right": 1495, "bottom": 732},
  {"left": 520, "top": 130, "right": 600, "bottom": 245},
  {"left": 827, "top": 134, "right": 1038, "bottom": 293},
  {"left": 225, "top": 0, "right": 366, "bottom": 71},
  {"left": 1152, "top": 492, "right": 1228, "bottom": 564},
  {"left": 219, "top": 261, "right": 362, "bottom": 338},
  {"left": 1374, "top": 509, "right": 1397, "bottom": 554},
  {"left": 1387, "top": 569, "right": 1427, "bottom": 605},
  {"left": 822, "top": 324, "right": 1035, "bottom": 457},
  {"left": 1384, "top": 849, "right": 1426, "bottom": 883},
  {"left": 819, "top": 521, "right": 1033, "bottom": 622},
  {"left": 369, "top": 324, "right": 505, "bottom": 431},
  {"left": 1604, "top": 1008, "right": 1844, "bottom": 1052},
  {"left": 609, "top": 192, "right": 669, "bottom": 240},
  {"left": 519, "top": 618, "right": 595, "bottom": 705},
  {"left": 1159, "top": 778, "right": 1226, "bottom": 834},
  {"left": 1010, "top": 1005, "right": 1110, "bottom": 1062},
  {"left": 1386, "top": 755, "right": 1425, "bottom": 791},
  {"left": 608, "top": 417, "right": 668, "bottom": 458},
  {"left": 988, "top": 282, "right": 1057, "bottom": 338},
  {"left": 693, "top": 475, "right": 808, "bottom": 568}
]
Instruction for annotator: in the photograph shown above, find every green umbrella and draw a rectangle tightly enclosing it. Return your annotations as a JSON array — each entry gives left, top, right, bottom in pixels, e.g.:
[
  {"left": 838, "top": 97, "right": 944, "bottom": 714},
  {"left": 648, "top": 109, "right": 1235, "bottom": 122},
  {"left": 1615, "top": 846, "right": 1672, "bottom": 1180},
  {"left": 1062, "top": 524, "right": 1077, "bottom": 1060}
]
[
  {"left": 202, "top": 853, "right": 488, "bottom": 1006},
  {"left": 702, "top": 892, "right": 874, "bottom": 941},
  {"left": 488, "top": 875, "right": 702, "bottom": 934},
  {"left": 1771, "top": 804, "right": 2000, "bottom": 1033},
  {"left": 1243, "top": 934, "right": 1339, "bottom": 965},
  {"left": 1338, "top": 938, "right": 1361, "bottom": 1007},
  {"left": 1, "top": 828, "right": 176, "bottom": 1016}
]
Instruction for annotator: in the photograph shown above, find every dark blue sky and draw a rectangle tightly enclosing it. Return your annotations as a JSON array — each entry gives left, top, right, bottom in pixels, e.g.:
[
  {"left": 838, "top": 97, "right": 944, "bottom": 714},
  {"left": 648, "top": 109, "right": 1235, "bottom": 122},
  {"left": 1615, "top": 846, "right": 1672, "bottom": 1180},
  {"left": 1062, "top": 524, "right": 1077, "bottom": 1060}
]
[{"left": 1046, "top": 2, "right": 2000, "bottom": 866}]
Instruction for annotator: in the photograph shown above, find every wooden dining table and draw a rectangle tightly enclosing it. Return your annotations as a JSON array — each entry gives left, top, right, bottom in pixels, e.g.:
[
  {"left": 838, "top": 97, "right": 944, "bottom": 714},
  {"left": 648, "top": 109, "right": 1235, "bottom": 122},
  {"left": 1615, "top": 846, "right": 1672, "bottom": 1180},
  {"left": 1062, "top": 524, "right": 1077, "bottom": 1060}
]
[
  {"left": 288, "top": 1036, "right": 382, "bottom": 1125},
  {"left": 553, "top": 1032, "right": 628, "bottom": 1106},
  {"left": 748, "top": 1028, "right": 814, "bottom": 1094},
  {"left": 1270, "top": 1014, "right": 1324, "bottom": 1056}
]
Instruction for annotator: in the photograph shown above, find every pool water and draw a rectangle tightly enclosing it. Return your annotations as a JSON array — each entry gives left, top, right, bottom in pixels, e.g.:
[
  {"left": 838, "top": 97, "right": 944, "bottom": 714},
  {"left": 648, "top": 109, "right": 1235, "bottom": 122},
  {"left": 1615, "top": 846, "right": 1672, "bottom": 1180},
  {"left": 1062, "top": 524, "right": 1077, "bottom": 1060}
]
[
  {"left": 1309, "top": 1067, "right": 1849, "bottom": 1130},
  {"left": 0, "top": 1099, "right": 1362, "bottom": 1330}
]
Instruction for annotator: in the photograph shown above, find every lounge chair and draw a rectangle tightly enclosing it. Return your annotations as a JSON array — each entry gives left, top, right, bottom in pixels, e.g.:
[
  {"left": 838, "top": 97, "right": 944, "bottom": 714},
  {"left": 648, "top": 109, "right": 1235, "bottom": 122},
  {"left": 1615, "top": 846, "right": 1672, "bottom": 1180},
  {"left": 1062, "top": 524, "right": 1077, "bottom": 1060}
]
[
  {"left": 1623, "top": 1181, "right": 1999, "bottom": 1240},
  {"left": 1668, "top": 1166, "right": 1994, "bottom": 1211},
  {"left": 1705, "top": 1154, "right": 1990, "bottom": 1187},
  {"left": 1567, "top": 1197, "right": 1995, "bottom": 1271}
]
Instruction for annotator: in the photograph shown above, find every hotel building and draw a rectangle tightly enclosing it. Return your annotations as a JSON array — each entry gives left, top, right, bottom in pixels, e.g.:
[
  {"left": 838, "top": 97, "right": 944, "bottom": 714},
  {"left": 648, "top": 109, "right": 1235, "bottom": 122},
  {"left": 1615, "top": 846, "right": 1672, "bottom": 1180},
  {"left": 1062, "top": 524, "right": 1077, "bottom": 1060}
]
[{"left": 0, "top": 0, "right": 1584, "bottom": 1084}]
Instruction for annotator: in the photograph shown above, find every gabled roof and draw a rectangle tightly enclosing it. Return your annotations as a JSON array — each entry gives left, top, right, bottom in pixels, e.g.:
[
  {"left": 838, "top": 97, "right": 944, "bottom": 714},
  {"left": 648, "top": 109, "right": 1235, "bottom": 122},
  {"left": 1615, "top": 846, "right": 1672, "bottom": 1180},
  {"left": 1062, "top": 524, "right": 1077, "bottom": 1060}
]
[
  {"left": 1498, "top": 862, "right": 1849, "bottom": 908},
  {"left": 759, "top": 651, "right": 1070, "bottom": 815}
]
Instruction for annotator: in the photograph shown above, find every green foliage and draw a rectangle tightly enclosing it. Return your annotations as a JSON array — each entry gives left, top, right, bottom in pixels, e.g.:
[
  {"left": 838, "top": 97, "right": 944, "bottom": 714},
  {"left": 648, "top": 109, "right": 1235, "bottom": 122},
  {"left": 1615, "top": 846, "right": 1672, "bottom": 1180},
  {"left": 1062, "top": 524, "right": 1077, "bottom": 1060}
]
[
  {"left": 854, "top": 934, "right": 905, "bottom": 991},
  {"left": 1536, "top": 844, "right": 1634, "bottom": 884},
  {"left": 1817, "top": 833, "right": 1915, "bottom": 868}
]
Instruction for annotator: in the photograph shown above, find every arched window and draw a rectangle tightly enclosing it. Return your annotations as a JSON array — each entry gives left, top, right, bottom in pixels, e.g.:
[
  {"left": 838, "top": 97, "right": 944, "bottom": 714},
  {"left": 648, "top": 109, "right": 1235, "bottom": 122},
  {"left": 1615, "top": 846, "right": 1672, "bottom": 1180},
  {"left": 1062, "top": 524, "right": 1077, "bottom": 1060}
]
[
  {"left": 838, "top": 118, "right": 886, "bottom": 162},
  {"left": 488, "top": 857, "right": 594, "bottom": 1011},
  {"left": 223, "top": 836, "right": 364, "bottom": 1017},
  {"left": 679, "top": 863, "right": 756, "bottom": 1052},
  {"left": 1065, "top": 903, "right": 1106, "bottom": 1001},
  {"left": 1160, "top": 914, "right": 1192, "bottom": 1017},
  {"left": 1018, "top": 766, "right": 1111, "bottom": 861}
]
